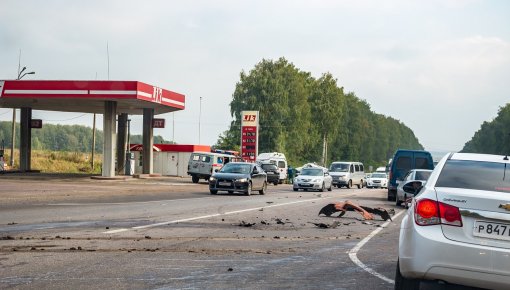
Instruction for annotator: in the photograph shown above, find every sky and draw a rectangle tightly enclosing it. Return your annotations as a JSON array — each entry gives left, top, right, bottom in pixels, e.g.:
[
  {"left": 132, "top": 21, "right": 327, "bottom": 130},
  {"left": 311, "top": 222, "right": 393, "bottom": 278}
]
[{"left": 0, "top": 0, "right": 509, "bottom": 152}]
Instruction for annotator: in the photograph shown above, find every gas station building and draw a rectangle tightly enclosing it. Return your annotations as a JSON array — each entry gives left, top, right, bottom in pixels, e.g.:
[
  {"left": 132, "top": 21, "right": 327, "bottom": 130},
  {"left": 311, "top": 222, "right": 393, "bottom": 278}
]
[{"left": 0, "top": 80, "right": 185, "bottom": 177}]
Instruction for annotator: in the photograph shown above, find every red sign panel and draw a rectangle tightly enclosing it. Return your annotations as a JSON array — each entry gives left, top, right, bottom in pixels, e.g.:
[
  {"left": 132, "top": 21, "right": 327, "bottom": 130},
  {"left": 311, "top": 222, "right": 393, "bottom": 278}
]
[
  {"left": 152, "top": 118, "right": 165, "bottom": 128},
  {"left": 241, "top": 126, "right": 257, "bottom": 161},
  {"left": 30, "top": 119, "right": 42, "bottom": 129}
]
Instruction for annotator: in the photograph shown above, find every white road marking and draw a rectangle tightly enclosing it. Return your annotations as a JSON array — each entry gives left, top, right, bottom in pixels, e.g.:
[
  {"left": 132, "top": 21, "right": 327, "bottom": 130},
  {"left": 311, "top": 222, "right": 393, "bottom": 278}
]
[
  {"left": 49, "top": 196, "right": 216, "bottom": 206},
  {"left": 103, "top": 197, "right": 327, "bottom": 234},
  {"left": 348, "top": 209, "right": 406, "bottom": 284}
]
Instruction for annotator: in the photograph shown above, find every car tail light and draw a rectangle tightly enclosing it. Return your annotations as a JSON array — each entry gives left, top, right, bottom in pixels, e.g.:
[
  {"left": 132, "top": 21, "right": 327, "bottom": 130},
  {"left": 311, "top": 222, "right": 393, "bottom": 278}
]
[{"left": 414, "top": 198, "right": 462, "bottom": 227}]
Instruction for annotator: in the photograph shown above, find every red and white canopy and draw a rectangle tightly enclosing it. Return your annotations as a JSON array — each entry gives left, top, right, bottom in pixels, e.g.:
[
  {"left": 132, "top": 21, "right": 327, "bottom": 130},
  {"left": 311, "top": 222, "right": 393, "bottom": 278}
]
[{"left": 0, "top": 80, "right": 185, "bottom": 115}]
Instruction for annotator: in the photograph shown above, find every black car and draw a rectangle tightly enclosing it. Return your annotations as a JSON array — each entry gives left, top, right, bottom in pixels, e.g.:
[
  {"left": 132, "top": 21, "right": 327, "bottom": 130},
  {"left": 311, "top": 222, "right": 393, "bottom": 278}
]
[
  {"left": 209, "top": 162, "right": 267, "bottom": 195},
  {"left": 260, "top": 163, "right": 279, "bottom": 185}
]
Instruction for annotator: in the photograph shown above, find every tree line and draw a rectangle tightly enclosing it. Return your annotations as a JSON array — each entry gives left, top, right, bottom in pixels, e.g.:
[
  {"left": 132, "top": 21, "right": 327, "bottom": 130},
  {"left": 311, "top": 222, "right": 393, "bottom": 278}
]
[
  {"left": 462, "top": 103, "right": 510, "bottom": 155},
  {"left": 0, "top": 121, "right": 171, "bottom": 154},
  {"left": 214, "top": 57, "right": 423, "bottom": 169}
]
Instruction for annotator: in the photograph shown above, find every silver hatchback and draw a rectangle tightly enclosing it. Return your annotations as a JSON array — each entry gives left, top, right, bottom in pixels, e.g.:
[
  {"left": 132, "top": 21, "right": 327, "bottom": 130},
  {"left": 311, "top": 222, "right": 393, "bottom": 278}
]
[{"left": 396, "top": 153, "right": 510, "bottom": 289}]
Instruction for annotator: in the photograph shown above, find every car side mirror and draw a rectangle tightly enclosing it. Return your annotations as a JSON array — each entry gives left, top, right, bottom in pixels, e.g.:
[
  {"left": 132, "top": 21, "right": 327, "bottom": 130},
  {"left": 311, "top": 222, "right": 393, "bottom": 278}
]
[
  {"left": 403, "top": 181, "right": 423, "bottom": 195},
  {"left": 253, "top": 168, "right": 259, "bottom": 174},
  {"left": 215, "top": 169, "right": 219, "bottom": 173}
]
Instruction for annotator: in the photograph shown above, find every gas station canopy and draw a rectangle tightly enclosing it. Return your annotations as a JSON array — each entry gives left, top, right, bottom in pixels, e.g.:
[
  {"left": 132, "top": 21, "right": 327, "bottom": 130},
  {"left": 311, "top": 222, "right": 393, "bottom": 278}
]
[
  {"left": 0, "top": 80, "right": 186, "bottom": 178},
  {"left": 0, "top": 80, "right": 185, "bottom": 114}
]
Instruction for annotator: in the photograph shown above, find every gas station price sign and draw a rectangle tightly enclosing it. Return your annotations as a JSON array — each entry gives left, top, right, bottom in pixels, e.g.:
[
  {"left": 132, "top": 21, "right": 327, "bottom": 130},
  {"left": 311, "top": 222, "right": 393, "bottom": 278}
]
[{"left": 241, "top": 111, "right": 259, "bottom": 162}]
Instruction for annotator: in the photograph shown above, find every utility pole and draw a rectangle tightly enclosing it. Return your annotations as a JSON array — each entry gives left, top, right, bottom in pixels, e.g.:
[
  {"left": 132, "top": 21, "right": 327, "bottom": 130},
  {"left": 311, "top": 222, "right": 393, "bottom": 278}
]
[
  {"left": 198, "top": 97, "right": 202, "bottom": 144},
  {"left": 11, "top": 49, "right": 35, "bottom": 168},
  {"left": 91, "top": 114, "right": 96, "bottom": 169}
]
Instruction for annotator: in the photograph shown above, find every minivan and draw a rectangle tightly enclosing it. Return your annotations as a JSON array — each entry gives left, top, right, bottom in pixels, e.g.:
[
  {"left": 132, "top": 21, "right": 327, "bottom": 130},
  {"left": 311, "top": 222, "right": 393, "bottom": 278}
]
[
  {"left": 187, "top": 152, "right": 241, "bottom": 183},
  {"left": 387, "top": 149, "right": 434, "bottom": 201},
  {"left": 329, "top": 161, "right": 365, "bottom": 189}
]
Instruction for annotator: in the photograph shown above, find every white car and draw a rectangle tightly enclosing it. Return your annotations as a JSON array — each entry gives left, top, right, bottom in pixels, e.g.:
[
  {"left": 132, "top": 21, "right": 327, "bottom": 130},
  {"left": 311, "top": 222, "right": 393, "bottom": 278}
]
[
  {"left": 293, "top": 166, "right": 332, "bottom": 192},
  {"left": 395, "top": 169, "right": 433, "bottom": 207},
  {"left": 396, "top": 152, "right": 510, "bottom": 289},
  {"left": 366, "top": 172, "right": 387, "bottom": 189}
]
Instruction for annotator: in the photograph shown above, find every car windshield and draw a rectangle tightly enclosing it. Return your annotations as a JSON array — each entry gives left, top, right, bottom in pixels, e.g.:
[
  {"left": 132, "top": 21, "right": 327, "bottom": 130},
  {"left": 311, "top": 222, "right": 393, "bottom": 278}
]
[
  {"left": 415, "top": 171, "right": 431, "bottom": 180},
  {"left": 300, "top": 168, "right": 323, "bottom": 176},
  {"left": 371, "top": 173, "right": 386, "bottom": 178},
  {"left": 329, "top": 163, "right": 349, "bottom": 172},
  {"left": 220, "top": 163, "right": 251, "bottom": 174},
  {"left": 435, "top": 160, "right": 510, "bottom": 193}
]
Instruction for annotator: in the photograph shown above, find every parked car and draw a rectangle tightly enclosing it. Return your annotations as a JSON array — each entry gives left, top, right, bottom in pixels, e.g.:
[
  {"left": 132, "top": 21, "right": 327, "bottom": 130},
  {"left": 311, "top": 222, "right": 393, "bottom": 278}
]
[
  {"left": 256, "top": 152, "right": 287, "bottom": 183},
  {"left": 366, "top": 172, "right": 388, "bottom": 189},
  {"left": 260, "top": 163, "right": 279, "bottom": 185},
  {"left": 329, "top": 161, "right": 365, "bottom": 189},
  {"left": 387, "top": 149, "right": 434, "bottom": 201},
  {"left": 293, "top": 166, "right": 332, "bottom": 192},
  {"left": 188, "top": 151, "right": 241, "bottom": 183},
  {"left": 208, "top": 162, "right": 267, "bottom": 195},
  {"left": 395, "top": 152, "right": 510, "bottom": 289},
  {"left": 395, "top": 169, "right": 433, "bottom": 207}
]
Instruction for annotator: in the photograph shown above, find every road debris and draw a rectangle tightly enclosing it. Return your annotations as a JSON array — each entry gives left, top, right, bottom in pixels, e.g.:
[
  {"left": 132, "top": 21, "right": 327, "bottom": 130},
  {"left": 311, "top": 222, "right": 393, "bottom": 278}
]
[
  {"left": 238, "top": 221, "right": 255, "bottom": 227},
  {"left": 318, "top": 200, "right": 394, "bottom": 221},
  {"left": 310, "top": 221, "right": 340, "bottom": 229}
]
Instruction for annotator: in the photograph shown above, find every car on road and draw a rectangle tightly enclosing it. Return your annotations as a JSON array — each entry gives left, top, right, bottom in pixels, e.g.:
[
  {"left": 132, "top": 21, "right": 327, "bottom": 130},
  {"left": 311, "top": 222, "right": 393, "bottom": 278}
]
[
  {"left": 387, "top": 149, "right": 434, "bottom": 201},
  {"left": 260, "top": 163, "right": 280, "bottom": 185},
  {"left": 329, "top": 161, "right": 365, "bottom": 188},
  {"left": 395, "top": 152, "right": 510, "bottom": 289},
  {"left": 293, "top": 166, "right": 332, "bottom": 192},
  {"left": 209, "top": 162, "right": 267, "bottom": 195},
  {"left": 395, "top": 169, "right": 433, "bottom": 207},
  {"left": 366, "top": 172, "right": 387, "bottom": 189},
  {"left": 188, "top": 151, "right": 241, "bottom": 183}
]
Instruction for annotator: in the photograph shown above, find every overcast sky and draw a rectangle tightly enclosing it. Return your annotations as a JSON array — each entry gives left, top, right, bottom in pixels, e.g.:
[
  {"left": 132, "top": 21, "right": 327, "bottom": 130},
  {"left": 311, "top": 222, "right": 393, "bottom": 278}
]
[{"left": 1, "top": 0, "right": 509, "bottom": 152}]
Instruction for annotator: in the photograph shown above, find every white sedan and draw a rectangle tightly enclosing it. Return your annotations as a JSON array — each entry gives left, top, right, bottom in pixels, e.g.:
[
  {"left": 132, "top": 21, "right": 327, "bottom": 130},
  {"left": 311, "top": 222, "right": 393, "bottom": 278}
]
[
  {"left": 366, "top": 172, "right": 387, "bottom": 188},
  {"left": 396, "top": 152, "right": 510, "bottom": 289},
  {"left": 293, "top": 167, "right": 332, "bottom": 192}
]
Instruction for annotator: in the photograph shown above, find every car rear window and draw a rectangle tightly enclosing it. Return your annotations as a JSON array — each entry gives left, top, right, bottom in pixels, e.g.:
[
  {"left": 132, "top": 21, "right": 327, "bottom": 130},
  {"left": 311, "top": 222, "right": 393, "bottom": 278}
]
[
  {"left": 262, "top": 164, "right": 277, "bottom": 171},
  {"left": 415, "top": 157, "right": 430, "bottom": 169},
  {"left": 396, "top": 157, "right": 412, "bottom": 170},
  {"left": 436, "top": 160, "right": 510, "bottom": 193}
]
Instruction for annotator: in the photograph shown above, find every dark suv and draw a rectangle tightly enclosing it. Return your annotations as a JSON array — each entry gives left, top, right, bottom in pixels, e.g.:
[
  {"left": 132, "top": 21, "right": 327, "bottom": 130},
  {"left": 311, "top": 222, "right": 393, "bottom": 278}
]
[{"left": 261, "top": 163, "right": 279, "bottom": 185}]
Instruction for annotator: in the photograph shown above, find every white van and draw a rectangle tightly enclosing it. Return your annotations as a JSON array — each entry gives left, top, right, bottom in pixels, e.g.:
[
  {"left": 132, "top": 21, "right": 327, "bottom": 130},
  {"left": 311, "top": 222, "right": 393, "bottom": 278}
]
[
  {"left": 329, "top": 161, "right": 365, "bottom": 189},
  {"left": 256, "top": 152, "right": 287, "bottom": 183},
  {"left": 187, "top": 152, "right": 241, "bottom": 183}
]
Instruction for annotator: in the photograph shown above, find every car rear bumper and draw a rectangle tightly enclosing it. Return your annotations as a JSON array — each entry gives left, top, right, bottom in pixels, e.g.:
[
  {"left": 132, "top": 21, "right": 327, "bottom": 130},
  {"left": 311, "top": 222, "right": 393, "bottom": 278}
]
[{"left": 399, "top": 214, "right": 510, "bottom": 289}]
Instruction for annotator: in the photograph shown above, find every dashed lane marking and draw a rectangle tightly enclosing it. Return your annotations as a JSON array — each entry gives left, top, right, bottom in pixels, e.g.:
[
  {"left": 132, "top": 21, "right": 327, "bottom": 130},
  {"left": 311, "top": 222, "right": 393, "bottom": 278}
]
[
  {"left": 348, "top": 209, "right": 406, "bottom": 284},
  {"left": 103, "top": 197, "right": 328, "bottom": 234}
]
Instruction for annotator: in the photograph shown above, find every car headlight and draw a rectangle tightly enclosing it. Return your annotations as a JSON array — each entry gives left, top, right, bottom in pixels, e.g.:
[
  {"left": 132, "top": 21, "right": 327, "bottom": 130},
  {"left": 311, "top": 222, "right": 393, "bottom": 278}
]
[
  {"left": 237, "top": 178, "right": 248, "bottom": 183},
  {"left": 209, "top": 176, "right": 216, "bottom": 181},
  {"left": 312, "top": 178, "right": 321, "bottom": 183}
]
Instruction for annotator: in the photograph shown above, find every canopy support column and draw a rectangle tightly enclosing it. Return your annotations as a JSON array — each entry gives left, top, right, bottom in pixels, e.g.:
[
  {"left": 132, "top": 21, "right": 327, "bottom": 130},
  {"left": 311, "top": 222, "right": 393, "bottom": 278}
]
[
  {"left": 142, "top": 108, "right": 154, "bottom": 174},
  {"left": 19, "top": 107, "right": 32, "bottom": 172},
  {"left": 102, "top": 101, "right": 117, "bottom": 177},
  {"left": 116, "top": 113, "right": 128, "bottom": 174}
]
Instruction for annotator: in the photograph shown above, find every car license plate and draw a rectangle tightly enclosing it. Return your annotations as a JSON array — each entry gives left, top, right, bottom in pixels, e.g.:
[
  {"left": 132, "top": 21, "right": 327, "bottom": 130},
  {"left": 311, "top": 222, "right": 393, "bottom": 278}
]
[
  {"left": 219, "top": 182, "right": 232, "bottom": 186},
  {"left": 473, "top": 221, "right": 510, "bottom": 241}
]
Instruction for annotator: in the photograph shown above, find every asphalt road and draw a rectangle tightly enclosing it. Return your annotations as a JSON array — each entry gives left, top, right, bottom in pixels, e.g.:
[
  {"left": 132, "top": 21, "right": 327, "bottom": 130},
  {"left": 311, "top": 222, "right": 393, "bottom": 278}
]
[{"left": 1, "top": 175, "right": 404, "bottom": 289}]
